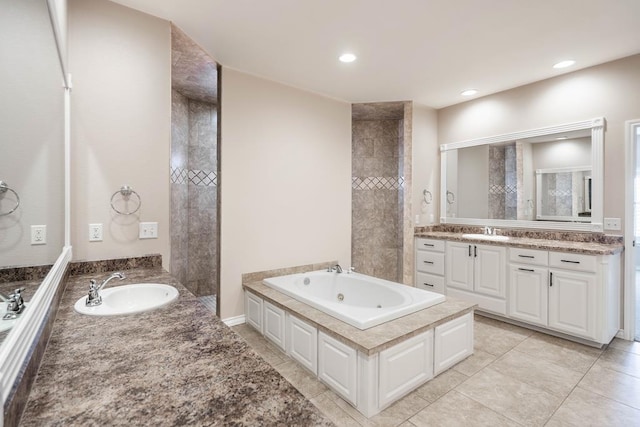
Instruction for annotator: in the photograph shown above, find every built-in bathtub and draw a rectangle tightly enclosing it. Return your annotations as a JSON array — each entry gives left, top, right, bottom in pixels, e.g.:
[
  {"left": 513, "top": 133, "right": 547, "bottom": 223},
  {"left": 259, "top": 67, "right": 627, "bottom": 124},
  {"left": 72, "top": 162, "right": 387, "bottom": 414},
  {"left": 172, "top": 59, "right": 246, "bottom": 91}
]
[{"left": 263, "top": 270, "right": 446, "bottom": 329}]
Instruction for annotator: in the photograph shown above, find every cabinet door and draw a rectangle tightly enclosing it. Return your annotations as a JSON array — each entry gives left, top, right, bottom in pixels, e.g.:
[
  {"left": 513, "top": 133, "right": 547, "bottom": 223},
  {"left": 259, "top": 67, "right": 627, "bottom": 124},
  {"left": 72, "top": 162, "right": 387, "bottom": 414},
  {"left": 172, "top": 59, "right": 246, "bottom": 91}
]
[
  {"left": 245, "top": 291, "right": 263, "bottom": 333},
  {"left": 446, "top": 242, "right": 473, "bottom": 291},
  {"left": 263, "top": 301, "right": 286, "bottom": 351},
  {"left": 509, "top": 265, "right": 548, "bottom": 327},
  {"left": 474, "top": 244, "right": 506, "bottom": 298},
  {"left": 434, "top": 312, "right": 474, "bottom": 375},
  {"left": 548, "top": 269, "right": 596, "bottom": 339}
]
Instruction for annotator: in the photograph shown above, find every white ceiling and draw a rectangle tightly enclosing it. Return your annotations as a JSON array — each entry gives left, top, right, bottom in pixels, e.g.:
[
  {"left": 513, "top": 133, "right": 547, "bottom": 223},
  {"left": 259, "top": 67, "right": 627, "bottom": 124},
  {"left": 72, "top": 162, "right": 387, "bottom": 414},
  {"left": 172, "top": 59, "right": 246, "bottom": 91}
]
[{"left": 109, "top": 0, "right": 640, "bottom": 109}]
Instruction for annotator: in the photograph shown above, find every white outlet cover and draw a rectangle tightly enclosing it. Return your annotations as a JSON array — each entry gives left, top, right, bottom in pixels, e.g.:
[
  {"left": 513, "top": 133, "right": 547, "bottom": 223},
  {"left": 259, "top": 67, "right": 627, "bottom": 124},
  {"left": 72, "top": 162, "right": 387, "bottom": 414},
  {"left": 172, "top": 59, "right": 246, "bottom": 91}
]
[
  {"left": 604, "top": 218, "right": 621, "bottom": 231},
  {"left": 89, "top": 223, "right": 103, "bottom": 242},
  {"left": 30, "top": 225, "right": 46, "bottom": 245}
]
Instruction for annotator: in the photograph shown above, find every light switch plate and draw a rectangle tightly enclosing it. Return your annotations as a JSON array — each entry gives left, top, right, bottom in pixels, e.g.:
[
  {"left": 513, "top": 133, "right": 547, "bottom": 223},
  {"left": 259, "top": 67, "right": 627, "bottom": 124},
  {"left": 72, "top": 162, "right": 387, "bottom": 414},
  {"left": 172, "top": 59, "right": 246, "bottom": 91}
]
[
  {"left": 604, "top": 218, "right": 621, "bottom": 230},
  {"left": 139, "top": 222, "right": 158, "bottom": 239}
]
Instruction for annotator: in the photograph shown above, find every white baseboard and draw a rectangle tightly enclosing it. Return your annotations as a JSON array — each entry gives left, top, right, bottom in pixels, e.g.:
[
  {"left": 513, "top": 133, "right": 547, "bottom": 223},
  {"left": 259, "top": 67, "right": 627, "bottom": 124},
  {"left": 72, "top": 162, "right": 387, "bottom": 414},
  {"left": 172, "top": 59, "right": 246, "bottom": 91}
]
[{"left": 223, "top": 315, "right": 246, "bottom": 327}]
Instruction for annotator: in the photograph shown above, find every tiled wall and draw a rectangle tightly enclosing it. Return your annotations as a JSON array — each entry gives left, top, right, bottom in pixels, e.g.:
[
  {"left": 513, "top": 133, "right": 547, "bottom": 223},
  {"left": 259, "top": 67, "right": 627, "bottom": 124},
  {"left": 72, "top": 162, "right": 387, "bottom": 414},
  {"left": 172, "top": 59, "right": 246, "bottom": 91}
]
[
  {"left": 170, "top": 90, "right": 218, "bottom": 297},
  {"left": 488, "top": 145, "right": 517, "bottom": 220},
  {"left": 351, "top": 118, "right": 404, "bottom": 282}
]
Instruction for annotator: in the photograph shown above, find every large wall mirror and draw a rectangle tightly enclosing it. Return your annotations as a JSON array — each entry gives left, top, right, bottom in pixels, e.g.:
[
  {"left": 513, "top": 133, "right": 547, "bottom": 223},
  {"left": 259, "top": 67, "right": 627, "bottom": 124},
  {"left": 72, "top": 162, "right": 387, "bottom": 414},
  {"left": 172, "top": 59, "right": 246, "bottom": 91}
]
[
  {"left": 0, "top": 0, "right": 70, "bottom": 407},
  {"left": 440, "top": 118, "right": 605, "bottom": 232}
]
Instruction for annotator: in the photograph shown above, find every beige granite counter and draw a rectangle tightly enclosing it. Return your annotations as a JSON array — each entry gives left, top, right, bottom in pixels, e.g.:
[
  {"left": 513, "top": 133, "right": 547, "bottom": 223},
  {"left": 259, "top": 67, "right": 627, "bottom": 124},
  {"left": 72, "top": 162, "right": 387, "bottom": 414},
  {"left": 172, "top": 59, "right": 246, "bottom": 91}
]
[
  {"left": 415, "top": 231, "right": 623, "bottom": 255},
  {"left": 243, "top": 281, "right": 476, "bottom": 356},
  {"left": 20, "top": 267, "right": 333, "bottom": 426}
]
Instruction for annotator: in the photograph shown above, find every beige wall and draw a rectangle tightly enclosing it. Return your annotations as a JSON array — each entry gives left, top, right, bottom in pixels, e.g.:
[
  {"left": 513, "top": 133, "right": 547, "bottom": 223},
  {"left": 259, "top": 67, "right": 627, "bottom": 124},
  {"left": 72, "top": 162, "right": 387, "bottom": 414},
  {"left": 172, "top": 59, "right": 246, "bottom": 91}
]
[
  {"left": 411, "top": 104, "right": 439, "bottom": 225},
  {"left": 69, "top": 0, "right": 171, "bottom": 267},
  {"left": 438, "top": 54, "right": 640, "bottom": 234},
  {"left": 220, "top": 68, "right": 352, "bottom": 319}
]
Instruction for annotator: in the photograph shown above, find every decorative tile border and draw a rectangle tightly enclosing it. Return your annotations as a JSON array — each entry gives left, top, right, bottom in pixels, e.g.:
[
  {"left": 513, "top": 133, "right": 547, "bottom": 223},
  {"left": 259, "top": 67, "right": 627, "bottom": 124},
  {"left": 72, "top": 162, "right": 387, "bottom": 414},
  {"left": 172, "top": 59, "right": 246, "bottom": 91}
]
[
  {"left": 352, "top": 176, "right": 404, "bottom": 190},
  {"left": 171, "top": 167, "right": 217, "bottom": 187},
  {"left": 489, "top": 184, "right": 517, "bottom": 194}
]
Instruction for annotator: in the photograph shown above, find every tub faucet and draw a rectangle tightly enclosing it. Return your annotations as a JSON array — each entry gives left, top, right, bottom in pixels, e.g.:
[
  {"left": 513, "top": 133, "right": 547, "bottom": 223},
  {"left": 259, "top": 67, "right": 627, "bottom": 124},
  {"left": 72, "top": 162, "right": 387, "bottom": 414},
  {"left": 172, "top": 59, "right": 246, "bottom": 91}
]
[
  {"left": 332, "top": 264, "right": 343, "bottom": 274},
  {"left": 86, "top": 272, "right": 126, "bottom": 307},
  {"left": 483, "top": 226, "right": 492, "bottom": 235}
]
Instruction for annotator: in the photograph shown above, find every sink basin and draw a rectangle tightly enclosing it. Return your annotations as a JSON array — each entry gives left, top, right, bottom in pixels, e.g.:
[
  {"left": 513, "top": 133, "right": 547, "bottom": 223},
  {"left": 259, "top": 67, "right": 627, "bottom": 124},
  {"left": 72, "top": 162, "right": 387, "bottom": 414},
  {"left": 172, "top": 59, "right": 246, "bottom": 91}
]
[
  {"left": 74, "top": 283, "right": 178, "bottom": 316},
  {"left": 462, "top": 233, "right": 510, "bottom": 242},
  {"left": 0, "top": 303, "right": 27, "bottom": 333}
]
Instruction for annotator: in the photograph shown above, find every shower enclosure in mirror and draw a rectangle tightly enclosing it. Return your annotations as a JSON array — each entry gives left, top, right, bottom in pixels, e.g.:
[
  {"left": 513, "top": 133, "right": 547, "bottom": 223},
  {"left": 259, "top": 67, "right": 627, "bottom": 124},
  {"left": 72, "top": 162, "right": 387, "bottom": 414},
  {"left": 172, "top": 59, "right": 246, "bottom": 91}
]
[
  {"left": 441, "top": 118, "right": 605, "bottom": 232},
  {"left": 0, "top": 0, "right": 71, "bottom": 413}
]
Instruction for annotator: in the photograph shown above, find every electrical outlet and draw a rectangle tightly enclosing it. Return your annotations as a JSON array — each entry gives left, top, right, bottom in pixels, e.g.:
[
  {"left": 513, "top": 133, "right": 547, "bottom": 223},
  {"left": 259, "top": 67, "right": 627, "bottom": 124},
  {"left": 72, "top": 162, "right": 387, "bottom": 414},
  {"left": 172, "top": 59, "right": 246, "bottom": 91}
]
[
  {"left": 604, "top": 218, "right": 621, "bottom": 231},
  {"left": 89, "top": 223, "right": 103, "bottom": 242},
  {"left": 31, "top": 225, "right": 46, "bottom": 245},
  {"left": 139, "top": 222, "right": 158, "bottom": 239}
]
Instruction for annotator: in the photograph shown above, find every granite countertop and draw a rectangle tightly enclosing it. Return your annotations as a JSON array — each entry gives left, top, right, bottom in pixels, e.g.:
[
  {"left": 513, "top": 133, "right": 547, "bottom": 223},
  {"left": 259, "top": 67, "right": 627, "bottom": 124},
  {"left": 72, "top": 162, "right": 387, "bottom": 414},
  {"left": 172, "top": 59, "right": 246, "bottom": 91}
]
[
  {"left": 20, "top": 267, "right": 333, "bottom": 426},
  {"left": 243, "top": 281, "right": 475, "bottom": 356},
  {"left": 415, "top": 231, "right": 623, "bottom": 255}
]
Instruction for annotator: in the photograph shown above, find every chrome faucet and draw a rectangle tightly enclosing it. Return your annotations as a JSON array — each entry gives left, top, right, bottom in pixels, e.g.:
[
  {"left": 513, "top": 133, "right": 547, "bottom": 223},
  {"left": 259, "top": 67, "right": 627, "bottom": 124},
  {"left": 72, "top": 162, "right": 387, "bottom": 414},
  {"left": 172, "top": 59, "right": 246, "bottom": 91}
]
[
  {"left": 3, "top": 288, "right": 25, "bottom": 320},
  {"left": 483, "top": 226, "right": 492, "bottom": 235},
  {"left": 331, "top": 264, "right": 343, "bottom": 273},
  {"left": 86, "top": 272, "right": 126, "bottom": 307}
]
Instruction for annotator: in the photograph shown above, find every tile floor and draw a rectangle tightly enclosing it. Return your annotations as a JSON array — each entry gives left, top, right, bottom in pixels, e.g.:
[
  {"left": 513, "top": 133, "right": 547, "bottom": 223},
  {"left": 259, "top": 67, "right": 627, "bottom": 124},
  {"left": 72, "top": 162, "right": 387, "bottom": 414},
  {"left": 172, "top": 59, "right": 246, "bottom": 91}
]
[{"left": 232, "top": 314, "right": 640, "bottom": 426}]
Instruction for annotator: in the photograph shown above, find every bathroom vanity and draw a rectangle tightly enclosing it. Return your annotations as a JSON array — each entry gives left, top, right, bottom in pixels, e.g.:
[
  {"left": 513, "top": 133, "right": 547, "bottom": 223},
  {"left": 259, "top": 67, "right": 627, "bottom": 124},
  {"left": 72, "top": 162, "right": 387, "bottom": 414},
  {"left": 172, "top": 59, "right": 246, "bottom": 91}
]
[{"left": 414, "top": 228, "right": 622, "bottom": 347}]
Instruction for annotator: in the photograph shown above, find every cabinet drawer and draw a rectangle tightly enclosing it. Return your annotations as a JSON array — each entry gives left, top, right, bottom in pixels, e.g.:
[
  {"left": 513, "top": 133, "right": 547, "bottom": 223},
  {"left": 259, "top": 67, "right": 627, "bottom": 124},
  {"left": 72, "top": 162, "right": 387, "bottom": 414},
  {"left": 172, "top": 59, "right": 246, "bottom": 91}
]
[
  {"left": 509, "top": 248, "right": 548, "bottom": 266},
  {"left": 416, "top": 272, "right": 445, "bottom": 294},
  {"left": 416, "top": 251, "right": 445, "bottom": 275},
  {"left": 549, "top": 252, "right": 596, "bottom": 273},
  {"left": 416, "top": 238, "right": 445, "bottom": 252}
]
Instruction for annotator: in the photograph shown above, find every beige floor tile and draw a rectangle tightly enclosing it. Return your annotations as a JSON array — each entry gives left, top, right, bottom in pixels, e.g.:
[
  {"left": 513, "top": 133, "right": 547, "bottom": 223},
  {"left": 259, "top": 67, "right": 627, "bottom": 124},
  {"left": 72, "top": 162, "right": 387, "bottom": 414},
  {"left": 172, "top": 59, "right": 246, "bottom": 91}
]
[
  {"left": 475, "top": 315, "right": 534, "bottom": 336},
  {"left": 413, "top": 369, "right": 468, "bottom": 403},
  {"left": 491, "top": 349, "right": 584, "bottom": 397},
  {"left": 608, "top": 337, "right": 640, "bottom": 355},
  {"left": 368, "top": 393, "right": 430, "bottom": 427},
  {"left": 409, "top": 390, "right": 519, "bottom": 427},
  {"left": 545, "top": 386, "right": 640, "bottom": 427},
  {"left": 474, "top": 320, "right": 531, "bottom": 356},
  {"left": 452, "top": 349, "right": 496, "bottom": 376},
  {"left": 311, "top": 391, "right": 361, "bottom": 427},
  {"left": 456, "top": 368, "right": 562, "bottom": 426},
  {"left": 579, "top": 363, "right": 640, "bottom": 410},
  {"left": 513, "top": 332, "right": 601, "bottom": 374},
  {"left": 597, "top": 347, "right": 640, "bottom": 378},
  {"left": 274, "top": 360, "right": 328, "bottom": 399}
]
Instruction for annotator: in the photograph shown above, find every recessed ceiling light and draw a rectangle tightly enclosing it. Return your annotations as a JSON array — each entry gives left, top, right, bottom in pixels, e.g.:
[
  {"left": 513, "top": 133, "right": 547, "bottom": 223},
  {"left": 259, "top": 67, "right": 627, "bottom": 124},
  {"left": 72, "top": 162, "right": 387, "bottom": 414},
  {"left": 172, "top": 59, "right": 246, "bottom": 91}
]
[
  {"left": 556, "top": 136, "right": 568, "bottom": 140},
  {"left": 553, "top": 60, "right": 575, "bottom": 69},
  {"left": 461, "top": 89, "right": 478, "bottom": 96},
  {"left": 339, "top": 53, "right": 357, "bottom": 63}
]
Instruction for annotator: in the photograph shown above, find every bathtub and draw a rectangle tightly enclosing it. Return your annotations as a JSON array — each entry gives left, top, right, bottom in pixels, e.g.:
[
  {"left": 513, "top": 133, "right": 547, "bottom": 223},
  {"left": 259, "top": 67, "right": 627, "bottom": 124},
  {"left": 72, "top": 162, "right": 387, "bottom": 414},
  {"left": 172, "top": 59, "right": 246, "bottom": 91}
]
[{"left": 263, "top": 270, "right": 445, "bottom": 329}]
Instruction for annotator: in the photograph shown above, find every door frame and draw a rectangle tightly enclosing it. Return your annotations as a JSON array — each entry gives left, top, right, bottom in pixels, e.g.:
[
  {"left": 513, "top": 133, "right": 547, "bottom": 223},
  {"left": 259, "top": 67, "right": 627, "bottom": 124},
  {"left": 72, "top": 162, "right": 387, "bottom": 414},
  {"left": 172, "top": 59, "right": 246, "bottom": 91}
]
[{"left": 623, "top": 119, "right": 640, "bottom": 340}]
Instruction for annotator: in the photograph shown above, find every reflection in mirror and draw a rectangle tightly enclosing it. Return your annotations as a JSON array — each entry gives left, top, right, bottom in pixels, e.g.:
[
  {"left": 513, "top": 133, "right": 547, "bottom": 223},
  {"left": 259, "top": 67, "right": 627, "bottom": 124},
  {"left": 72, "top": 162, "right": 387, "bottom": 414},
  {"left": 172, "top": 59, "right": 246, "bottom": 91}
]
[
  {"left": 441, "top": 119, "right": 604, "bottom": 231},
  {"left": 0, "top": 0, "right": 66, "bottom": 344},
  {"left": 536, "top": 167, "right": 591, "bottom": 222}
]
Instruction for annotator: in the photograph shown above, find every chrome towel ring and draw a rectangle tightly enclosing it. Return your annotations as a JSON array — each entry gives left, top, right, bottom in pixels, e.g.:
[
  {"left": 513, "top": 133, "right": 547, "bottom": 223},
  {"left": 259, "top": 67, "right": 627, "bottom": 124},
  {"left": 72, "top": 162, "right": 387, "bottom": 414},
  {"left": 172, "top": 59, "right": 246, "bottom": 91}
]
[
  {"left": 110, "top": 185, "right": 141, "bottom": 215},
  {"left": 0, "top": 181, "right": 20, "bottom": 216},
  {"left": 446, "top": 191, "right": 455, "bottom": 205},
  {"left": 423, "top": 190, "right": 433, "bottom": 204}
]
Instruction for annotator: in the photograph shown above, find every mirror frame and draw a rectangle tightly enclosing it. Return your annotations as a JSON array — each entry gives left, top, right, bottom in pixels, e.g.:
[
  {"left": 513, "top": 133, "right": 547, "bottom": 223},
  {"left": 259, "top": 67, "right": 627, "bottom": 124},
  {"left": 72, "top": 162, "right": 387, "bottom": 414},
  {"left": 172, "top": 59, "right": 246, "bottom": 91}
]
[
  {"left": 0, "top": 0, "right": 71, "bottom": 409},
  {"left": 440, "top": 117, "right": 605, "bottom": 232}
]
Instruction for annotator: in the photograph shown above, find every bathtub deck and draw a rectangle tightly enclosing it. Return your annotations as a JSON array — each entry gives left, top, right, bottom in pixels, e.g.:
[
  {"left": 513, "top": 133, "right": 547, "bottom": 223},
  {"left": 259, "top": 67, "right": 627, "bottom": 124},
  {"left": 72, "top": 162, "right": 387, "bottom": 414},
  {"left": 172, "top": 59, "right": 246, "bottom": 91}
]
[{"left": 243, "top": 281, "right": 476, "bottom": 356}]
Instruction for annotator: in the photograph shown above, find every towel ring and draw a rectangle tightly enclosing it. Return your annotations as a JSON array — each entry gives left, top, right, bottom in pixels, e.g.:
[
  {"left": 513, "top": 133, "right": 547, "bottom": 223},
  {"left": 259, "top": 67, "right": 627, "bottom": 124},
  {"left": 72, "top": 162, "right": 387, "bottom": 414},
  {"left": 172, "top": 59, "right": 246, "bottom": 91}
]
[
  {"left": 423, "top": 190, "right": 433, "bottom": 204},
  {"left": 0, "top": 181, "right": 20, "bottom": 216},
  {"left": 110, "top": 185, "right": 141, "bottom": 215},
  {"left": 446, "top": 190, "right": 455, "bottom": 205}
]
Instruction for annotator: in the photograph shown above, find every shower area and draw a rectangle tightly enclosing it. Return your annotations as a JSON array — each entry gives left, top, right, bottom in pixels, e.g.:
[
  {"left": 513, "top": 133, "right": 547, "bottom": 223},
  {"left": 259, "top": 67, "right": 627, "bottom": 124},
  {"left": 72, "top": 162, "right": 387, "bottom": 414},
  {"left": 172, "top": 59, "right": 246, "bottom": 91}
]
[
  {"left": 170, "top": 25, "right": 220, "bottom": 314},
  {"left": 351, "top": 102, "right": 413, "bottom": 284}
]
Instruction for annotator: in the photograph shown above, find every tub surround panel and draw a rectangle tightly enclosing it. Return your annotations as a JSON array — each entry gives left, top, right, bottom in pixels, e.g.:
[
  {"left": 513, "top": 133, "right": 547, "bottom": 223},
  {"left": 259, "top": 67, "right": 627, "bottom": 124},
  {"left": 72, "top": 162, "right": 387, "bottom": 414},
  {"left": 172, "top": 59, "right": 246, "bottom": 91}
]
[
  {"left": 20, "top": 267, "right": 332, "bottom": 426},
  {"left": 243, "top": 280, "right": 475, "bottom": 356}
]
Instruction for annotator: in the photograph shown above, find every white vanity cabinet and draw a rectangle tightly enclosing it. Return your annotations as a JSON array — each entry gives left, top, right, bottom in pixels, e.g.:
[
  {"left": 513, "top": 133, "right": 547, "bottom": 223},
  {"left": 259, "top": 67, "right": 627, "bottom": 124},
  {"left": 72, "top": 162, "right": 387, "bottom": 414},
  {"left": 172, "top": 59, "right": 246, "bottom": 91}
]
[
  {"left": 446, "top": 241, "right": 507, "bottom": 315},
  {"left": 415, "top": 238, "right": 445, "bottom": 294},
  {"left": 507, "top": 248, "right": 619, "bottom": 343}
]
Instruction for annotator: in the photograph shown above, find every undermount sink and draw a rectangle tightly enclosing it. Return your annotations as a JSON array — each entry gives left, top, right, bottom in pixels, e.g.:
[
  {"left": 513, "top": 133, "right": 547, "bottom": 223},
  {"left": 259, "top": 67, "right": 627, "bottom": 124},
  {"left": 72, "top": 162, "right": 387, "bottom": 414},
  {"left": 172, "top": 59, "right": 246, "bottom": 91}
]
[
  {"left": 74, "top": 283, "right": 178, "bottom": 316},
  {"left": 0, "top": 303, "right": 27, "bottom": 333},
  {"left": 462, "top": 233, "right": 510, "bottom": 242}
]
